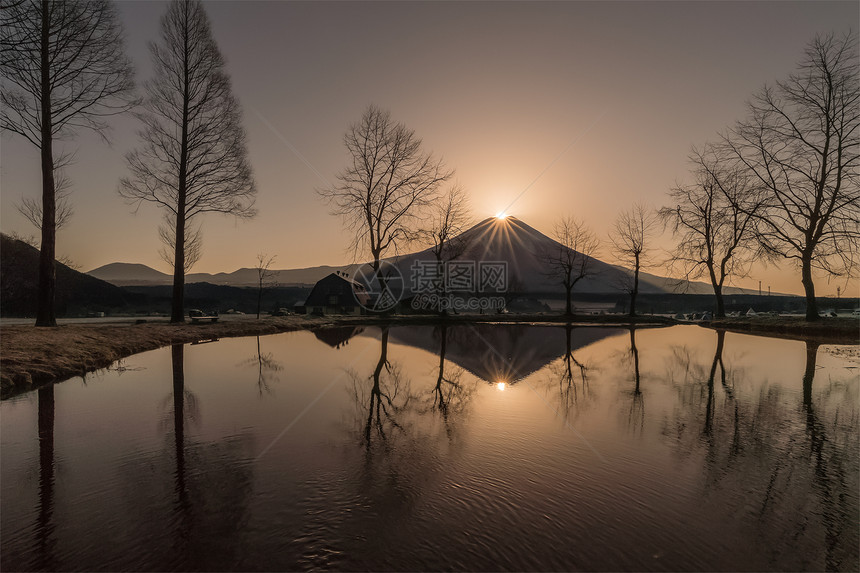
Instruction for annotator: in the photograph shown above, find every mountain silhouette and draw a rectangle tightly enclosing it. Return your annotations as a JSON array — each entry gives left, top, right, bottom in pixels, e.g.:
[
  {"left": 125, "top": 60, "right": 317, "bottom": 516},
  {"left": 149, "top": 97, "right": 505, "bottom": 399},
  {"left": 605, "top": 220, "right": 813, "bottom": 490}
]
[
  {"left": 387, "top": 216, "right": 756, "bottom": 295},
  {"left": 1, "top": 234, "right": 140, "bottom": 316},
  {"left": 88, "top": 216, "right": 756, "bottom": 295}
]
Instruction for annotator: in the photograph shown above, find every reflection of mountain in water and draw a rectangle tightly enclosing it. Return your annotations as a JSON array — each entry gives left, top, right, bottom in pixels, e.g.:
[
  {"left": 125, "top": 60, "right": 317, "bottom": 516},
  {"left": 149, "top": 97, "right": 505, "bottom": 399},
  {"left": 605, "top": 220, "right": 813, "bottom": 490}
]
[{"left": 387, "top": 324, "right": 621, "bottom": 383}]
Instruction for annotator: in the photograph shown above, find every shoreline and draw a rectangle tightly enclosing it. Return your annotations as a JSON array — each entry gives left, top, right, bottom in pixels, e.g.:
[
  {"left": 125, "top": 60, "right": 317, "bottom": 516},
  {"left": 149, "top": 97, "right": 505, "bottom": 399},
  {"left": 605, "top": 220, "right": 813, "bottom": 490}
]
[
  {"left": 1, "top": 314, "right": 856, "bottom": 399},
  {"left": 702, "top": 316, "right": 859, "bottom": 344}
]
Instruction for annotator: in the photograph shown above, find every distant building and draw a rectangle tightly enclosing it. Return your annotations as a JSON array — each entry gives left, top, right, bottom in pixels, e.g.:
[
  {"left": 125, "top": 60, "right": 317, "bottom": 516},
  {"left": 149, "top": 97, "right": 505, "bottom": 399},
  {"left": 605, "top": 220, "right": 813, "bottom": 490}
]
[{"left": 304, "top": 272, "right": 369, "bottom": 315}]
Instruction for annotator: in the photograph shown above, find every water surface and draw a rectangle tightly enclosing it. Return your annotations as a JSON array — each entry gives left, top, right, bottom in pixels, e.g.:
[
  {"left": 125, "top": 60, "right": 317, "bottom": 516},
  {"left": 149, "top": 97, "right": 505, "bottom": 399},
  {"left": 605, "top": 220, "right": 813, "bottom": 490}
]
[{"left": 2, "top": 324, "right": 857, "bottom": 571}]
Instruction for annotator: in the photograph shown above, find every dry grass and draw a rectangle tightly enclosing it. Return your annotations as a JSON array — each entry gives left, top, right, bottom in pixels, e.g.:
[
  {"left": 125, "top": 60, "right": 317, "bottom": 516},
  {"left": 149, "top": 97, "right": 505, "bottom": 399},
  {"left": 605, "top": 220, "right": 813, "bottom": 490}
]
[
  {"left": 0, "top": 316, "right": 327, "bottom": 397},
  {"left": 705, "top": 316, "right": 859, "bottom": 344}
]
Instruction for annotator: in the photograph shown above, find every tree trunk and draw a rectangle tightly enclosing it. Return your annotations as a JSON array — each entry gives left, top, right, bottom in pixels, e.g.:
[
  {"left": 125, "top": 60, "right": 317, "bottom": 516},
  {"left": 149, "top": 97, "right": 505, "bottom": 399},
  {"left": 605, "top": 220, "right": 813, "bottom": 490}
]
[
  {"left": 435, "top": 325, "right": 448, "bottom": 410},
  {"left": 802, "top": 340, "right": 819, "bottom": 408},
  {"left": 170, "top": 212, "right": 186, "bottom": 322},
  {"left": 704, "top": 329, "right": 726, "bottom": 436},
  {"left": 565, "top": 285, "right": 572, "bottom": 316},
  {"left": 564, "top": 324, "right": 573, "bottom": 380},
  {"left": 629, "top": 253, "right": 640, "bottom": 317},
  {"left": 713, "top": 283, "right": 725, "bottom": 318},
  {"left": 37, "top": 383, "right": 55, "bottom": 568},
  {"left": 801, "top": 253, "right": 818, "bottom": 321},
  {"left": 172, "top": 344, "right": 187, "bottom": 500},
  {"left": 36, "top": 0, "right": 56, "bottom": 327},
  {"left": 630, "top": 328, "right": 640, "bottom": 394},
  {"left": 170, "top": 8, "right": 191, "bottom": 324},
  {"left": 256, "top": 281, "right": 263, "bottom": 319}
]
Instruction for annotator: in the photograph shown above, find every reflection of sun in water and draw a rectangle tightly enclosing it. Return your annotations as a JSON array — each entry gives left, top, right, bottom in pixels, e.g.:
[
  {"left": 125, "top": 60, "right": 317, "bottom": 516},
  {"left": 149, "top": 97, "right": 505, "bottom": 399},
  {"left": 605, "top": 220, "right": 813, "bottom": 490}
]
[{"left": 495, "top": 381, "right": 507, "bottom": 391}]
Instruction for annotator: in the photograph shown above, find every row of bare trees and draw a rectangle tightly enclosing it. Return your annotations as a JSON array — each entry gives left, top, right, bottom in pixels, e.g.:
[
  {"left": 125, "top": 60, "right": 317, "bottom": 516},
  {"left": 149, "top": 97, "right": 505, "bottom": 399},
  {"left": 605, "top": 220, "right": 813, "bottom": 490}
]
[
  {"left": 535, "top": 33, "right": 858, "bottom": 321},
  {"left": 2, "top": 0, "right": 136, "bottom": 325},
  {"left": 662, "top": 33, "right": 858, "bottom": 320},
  {"left": 2, "top": 0, "right": 256, "bottom": 325}
]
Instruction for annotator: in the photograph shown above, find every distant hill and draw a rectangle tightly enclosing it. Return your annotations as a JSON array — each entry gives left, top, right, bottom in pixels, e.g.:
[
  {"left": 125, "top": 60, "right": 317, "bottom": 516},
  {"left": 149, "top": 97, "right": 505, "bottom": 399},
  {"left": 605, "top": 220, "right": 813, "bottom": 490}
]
[
  {"left": 1, "top": 234, "right": 141, "bottom": 317},
  {"left": 88, "top": 262, "right": 172, "bottom": 285},
  {"left": 88, "top": 261, "right": 354, "bottom": 287},
  {"left": 86, "top": 216, "right": 758, "bottom": 295}
]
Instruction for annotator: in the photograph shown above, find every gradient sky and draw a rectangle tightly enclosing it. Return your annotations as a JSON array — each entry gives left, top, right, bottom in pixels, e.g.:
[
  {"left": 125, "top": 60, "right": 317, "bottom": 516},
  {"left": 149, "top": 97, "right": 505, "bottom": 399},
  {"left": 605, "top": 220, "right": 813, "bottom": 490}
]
[{"left": 1, "top": 0, "right": 857, "bottom": 296}]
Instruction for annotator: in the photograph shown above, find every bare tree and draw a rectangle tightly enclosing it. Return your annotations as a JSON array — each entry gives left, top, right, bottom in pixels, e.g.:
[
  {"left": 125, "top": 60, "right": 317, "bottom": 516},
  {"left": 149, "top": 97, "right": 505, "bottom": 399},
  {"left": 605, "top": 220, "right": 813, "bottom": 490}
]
[
  {"left": 724, "top": 33, "right": 859, "bottom": 321},
  {"left": 540, "top": 216, "right": 600, "bottom": 316},
  {"left": 660, "top": 145, "right": 763, "bottom": 317},
  {"left": 320, "top": 104, "right": 453, "bottom": 294},
  {"left": 120, "top": 0, "right": 256, "bottom": 323},
  {"left": 610, "top": 203, "right": 659, "bottom": 317},
  {"left": 254, "top": 252, "right": 277, "bottom": 319},
  {"left": 1, "top": 0, "right": 136, "bottom": 326}
]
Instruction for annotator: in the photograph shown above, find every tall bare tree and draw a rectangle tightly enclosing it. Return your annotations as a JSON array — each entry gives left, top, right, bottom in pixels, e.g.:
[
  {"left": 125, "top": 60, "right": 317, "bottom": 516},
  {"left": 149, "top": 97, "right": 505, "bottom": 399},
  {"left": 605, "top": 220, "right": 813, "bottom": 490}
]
[
  {"left": 540, "top": 216, "right": 600, "bottom": 316},
  {"left": 610, "top": 203, "right": 659, "bottom": 317},
  {"left": 1, "top": 0, "right": 136, "bottom": 326},
  {"left": 254, "top": 252, "right": 277, "bottom": 319},
  {"left": 120, "top": 0, "right": 256, "bottom": 323},
  {"left": 320, "top": 104, "right": 453, "bottom": 293},
  {"left": 660, "top": 145, "right": 763, "bottom": 317},
  {"left": 725, "top": 33, "right": 859, "bottom": 321}
]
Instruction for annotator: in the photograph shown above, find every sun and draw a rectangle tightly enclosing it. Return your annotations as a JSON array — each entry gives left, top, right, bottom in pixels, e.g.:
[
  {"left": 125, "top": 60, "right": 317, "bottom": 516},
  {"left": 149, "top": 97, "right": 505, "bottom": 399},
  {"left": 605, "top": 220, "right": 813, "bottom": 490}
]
[
  {"left": 495, "top": 381, "right": 507, "bottom": 391},
  {"left": 494, "top": 211, "right": 508, "bottom": 220}
]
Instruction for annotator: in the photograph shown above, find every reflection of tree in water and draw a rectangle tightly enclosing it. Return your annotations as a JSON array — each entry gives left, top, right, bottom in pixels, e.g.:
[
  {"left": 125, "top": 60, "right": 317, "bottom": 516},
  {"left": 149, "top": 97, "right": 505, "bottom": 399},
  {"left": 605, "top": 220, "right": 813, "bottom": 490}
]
[
  {"left": 114, "top": 344, "right": 256, "bottom": 570},
  {"left": 423, "top": 325, "right": 474, "bottom": 425},
  {"left": 626, "top": 328, "right": 644, "bottom": 433},
  {"left": 238, "top": 335, "right": 283, "bottom": 395},
  {"left": 347, "top": 326, "right": 477, "bottom": 450},
  {"left": 348, "top": 328, "right": 411, "bottom": 452},
  {"left": 344, "top": 326, "right": 476, "bottom": 512},
  {"left": 544, "top": 324, "right": 592, "bottom": 422},
  {"left": 605, "top": 328, "right": 645, "bottom": 433},
  {"left": 664, "top": 333, "right": 858, "bottom": 571},
  {"left": 34, "top": 384, "right": 56, "bottom": 571}
]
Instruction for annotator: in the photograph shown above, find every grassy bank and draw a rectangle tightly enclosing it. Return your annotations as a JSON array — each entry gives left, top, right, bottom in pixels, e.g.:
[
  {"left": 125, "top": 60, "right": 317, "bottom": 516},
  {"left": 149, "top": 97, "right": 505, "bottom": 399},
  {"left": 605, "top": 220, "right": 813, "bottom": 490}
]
[
  {"left": 703, "top": 316, "right": 859, "bottom": 344},
  {"left": 0, "top": 316, "right": 329, "bottom": 398}
]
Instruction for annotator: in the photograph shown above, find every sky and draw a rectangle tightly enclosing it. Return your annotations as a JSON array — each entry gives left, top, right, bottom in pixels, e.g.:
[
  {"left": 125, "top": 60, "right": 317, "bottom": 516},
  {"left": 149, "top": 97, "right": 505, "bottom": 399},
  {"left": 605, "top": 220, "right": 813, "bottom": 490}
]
[{"left": 1, "top": 0, "right": 858, "bottom": 296}]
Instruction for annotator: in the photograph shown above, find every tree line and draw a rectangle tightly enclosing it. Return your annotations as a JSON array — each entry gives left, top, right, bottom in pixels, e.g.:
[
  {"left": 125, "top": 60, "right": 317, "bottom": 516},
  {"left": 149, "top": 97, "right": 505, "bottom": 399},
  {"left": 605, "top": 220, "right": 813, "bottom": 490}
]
[
  {"left": 2, "top": 0, "right": 856, "bottom": 325},
  {"left": 2, "top": 0, "right": 255, "bottom": 325},
  {"left": 539, "top": 33, "right": 858, "bottom": 321}
]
